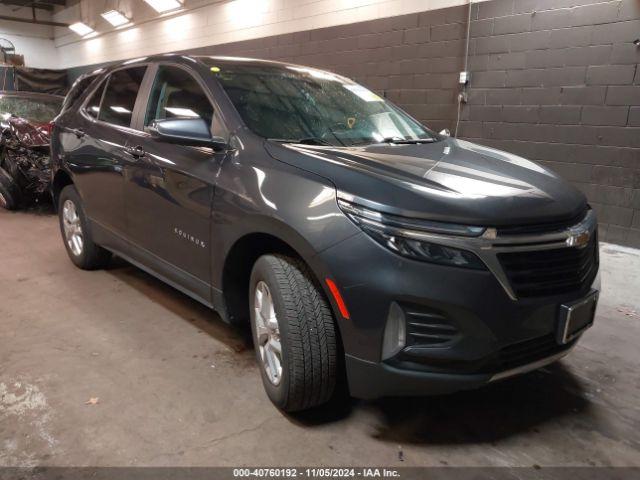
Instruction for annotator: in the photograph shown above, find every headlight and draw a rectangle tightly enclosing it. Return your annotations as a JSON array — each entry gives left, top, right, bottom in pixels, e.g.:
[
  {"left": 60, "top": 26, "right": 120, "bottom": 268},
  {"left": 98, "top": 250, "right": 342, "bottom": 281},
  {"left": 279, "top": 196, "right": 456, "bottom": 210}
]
[{"left": 338, "top": 199, "right": 487, "bottom": 270}]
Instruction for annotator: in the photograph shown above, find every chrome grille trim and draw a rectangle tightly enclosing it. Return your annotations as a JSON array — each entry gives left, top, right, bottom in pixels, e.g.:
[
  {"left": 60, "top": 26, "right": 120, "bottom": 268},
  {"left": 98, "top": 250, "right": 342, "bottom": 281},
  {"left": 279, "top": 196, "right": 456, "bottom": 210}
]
[{"left": 489, "top": 348, "right": 573, "bottom": 382}]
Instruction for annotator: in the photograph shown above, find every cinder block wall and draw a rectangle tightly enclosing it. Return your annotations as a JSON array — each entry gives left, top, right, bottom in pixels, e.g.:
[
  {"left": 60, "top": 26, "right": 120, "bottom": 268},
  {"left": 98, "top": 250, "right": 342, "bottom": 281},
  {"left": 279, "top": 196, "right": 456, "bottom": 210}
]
[
  {"left": 70, "top": 0, "right": 640, "bottom": 247},
  {"left": 460, "top": 0, "right": 640, "bottom": 247}
]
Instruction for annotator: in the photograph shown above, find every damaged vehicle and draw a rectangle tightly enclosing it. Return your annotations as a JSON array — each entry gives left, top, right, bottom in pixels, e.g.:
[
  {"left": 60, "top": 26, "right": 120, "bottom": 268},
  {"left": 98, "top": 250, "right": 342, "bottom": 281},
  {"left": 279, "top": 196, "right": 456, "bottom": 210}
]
[{"left": 0, "top": 91, "right": 63, "bottom": 210}]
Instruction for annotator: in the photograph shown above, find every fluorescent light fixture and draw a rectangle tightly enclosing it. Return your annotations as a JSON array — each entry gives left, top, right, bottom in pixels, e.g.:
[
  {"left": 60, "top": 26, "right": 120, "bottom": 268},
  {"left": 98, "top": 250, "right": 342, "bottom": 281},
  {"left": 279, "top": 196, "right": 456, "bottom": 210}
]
[
  {"left": 101, "top": 10, "right": 131, "bottom": 27},
  {"left": 143, "top": 0, "right": 184, "bottom": 13},
  {"left": 68, "top": 22, "right": 94, "bottom": 36}
]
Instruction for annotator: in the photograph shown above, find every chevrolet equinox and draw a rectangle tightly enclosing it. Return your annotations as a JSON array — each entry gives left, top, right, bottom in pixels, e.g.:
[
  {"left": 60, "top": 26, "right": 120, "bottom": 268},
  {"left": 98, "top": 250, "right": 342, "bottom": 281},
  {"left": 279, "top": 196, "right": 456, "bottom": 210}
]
[{"left": 51, "top": 55, "right": 600, "bottom": 411}]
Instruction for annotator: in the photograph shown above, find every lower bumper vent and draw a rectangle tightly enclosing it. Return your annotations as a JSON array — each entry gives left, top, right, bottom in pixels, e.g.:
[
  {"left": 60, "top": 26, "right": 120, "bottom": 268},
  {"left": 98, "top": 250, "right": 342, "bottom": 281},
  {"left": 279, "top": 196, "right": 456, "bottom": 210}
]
[
  {"left": 497, "top": 334, "right": 572, "bottom": 371},
  {"left": 405, "top": 307, "right": 459, "bottom": 347}
]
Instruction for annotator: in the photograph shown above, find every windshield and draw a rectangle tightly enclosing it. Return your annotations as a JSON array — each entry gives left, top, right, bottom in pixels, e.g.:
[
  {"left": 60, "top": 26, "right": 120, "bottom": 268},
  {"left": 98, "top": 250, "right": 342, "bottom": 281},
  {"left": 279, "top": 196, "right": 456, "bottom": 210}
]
[
  {"left": 0, "top": 95, "right": 63, "bottom": 124},
  {"left": 208, "top": 61, "right": 437, "bottom": 147}
]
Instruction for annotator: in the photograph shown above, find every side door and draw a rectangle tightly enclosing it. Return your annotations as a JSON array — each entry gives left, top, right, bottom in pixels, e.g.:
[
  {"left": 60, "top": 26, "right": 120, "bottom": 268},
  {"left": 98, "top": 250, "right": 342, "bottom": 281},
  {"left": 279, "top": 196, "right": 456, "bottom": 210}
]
[
  {"left": 124, "top": 64, "right": 227, "bottom": 304},
  {"left": 61, "top": 66, "right": 147, "bottom": 239}
]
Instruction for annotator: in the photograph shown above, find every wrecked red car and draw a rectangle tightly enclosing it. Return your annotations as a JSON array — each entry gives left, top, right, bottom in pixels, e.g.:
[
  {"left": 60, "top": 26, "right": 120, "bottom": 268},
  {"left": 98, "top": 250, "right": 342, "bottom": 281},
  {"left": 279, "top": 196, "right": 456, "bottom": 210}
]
[{"left": 0, "top": 91, "right": 63, "bottom": 210}]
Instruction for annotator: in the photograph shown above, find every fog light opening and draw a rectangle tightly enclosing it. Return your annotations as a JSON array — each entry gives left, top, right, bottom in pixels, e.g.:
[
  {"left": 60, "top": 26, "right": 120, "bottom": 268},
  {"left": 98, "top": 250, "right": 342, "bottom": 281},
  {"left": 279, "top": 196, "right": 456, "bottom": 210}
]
[{"left": 382, "top": 302, "right": 406, "bottom": 360}]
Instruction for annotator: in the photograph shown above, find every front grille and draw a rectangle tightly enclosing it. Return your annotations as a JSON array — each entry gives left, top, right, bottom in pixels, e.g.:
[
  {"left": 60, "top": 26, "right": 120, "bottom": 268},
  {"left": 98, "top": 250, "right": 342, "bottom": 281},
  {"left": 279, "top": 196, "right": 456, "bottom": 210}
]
[
  {"left": 497, "top": 334, "right": 572, "bottom": 372},
  {"left": 405, "top": 308, "right": 459, "bottom": 347},
  {"left": 496, "top": 209, "right": 588, "bottom": 236},
  {"left": 498, "top": 235, "right": 598, "bottom": 298}
]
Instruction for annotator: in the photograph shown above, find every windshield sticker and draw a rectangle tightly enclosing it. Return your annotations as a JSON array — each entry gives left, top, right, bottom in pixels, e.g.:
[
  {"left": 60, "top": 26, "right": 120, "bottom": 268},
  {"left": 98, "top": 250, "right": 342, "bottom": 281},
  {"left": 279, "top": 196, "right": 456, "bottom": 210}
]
[
  {"left": 343, "top": 84, "right": 383, "bottom": 102},
  {"left": 370, "top": 112, "right": 405, "bottom": 139},
  {"left": 287, "top": 66, "right": 339, "bottom": 81}
]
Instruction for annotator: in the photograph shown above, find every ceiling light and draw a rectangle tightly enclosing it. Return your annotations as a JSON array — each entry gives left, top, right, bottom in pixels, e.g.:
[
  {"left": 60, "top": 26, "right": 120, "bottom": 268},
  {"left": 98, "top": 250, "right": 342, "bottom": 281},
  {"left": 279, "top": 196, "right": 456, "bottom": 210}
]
[
  {"left": 143, "top": 0, "right": 184, "bottom": 13},
  {"left": 101, "top": 10, "right": 131, "bottom": 27},
  {"left": 68, "top": 22, "right": 94, "bottom": 36}
]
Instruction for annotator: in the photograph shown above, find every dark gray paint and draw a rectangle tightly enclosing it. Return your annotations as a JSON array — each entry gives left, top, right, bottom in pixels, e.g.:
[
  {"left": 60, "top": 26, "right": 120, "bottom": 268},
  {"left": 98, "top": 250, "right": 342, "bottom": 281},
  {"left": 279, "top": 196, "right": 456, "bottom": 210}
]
[
  {"left": 264, "top": 139, "right": 587, "bottom": 227},
  {"left": 52, "top": 56, "right": 602, "bottom": 401},
  {"left": 53, "top": 55, "right": 602, "bottom": 400}
]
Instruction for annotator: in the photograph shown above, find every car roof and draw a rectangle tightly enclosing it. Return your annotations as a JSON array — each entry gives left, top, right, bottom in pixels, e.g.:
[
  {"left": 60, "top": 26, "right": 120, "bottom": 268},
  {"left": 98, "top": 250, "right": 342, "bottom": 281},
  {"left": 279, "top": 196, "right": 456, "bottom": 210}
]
[
  {"left": 103, "top": 53, "right": 327, "bottom": 73},
  {"left": 196, "top": 55, "right": 308, "bottom": 69}
]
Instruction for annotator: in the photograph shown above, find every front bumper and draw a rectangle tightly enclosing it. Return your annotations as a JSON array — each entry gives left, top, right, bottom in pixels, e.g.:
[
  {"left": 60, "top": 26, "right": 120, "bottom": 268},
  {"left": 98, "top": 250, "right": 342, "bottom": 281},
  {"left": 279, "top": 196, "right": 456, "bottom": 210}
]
[
  {"left": 346, "top": 345, "right": 575, "bottom": 399},
  {"left": 319, "top": 218, "right": 599, "bottom": 399}
]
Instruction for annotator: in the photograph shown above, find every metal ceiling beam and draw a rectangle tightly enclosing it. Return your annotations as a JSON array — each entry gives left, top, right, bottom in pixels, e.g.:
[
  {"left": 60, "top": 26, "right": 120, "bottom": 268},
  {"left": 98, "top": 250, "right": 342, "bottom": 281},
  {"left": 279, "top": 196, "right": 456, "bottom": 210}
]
[
  {"left": 0, "top": 0, "right": 67, "bottom": 11},
  {"left": 0, "top": 0, "right": 68, "bottom": 26},
  {"left": 0, "top": 14, "right": 68, "bottom": 26}
]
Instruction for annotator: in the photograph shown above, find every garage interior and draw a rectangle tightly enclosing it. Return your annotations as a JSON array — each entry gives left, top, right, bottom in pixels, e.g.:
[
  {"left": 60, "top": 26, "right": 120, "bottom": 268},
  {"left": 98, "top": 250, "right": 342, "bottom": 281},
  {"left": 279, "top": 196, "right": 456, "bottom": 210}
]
[{"left": 2, "top": 0, "right": 640, "bottom": 471}]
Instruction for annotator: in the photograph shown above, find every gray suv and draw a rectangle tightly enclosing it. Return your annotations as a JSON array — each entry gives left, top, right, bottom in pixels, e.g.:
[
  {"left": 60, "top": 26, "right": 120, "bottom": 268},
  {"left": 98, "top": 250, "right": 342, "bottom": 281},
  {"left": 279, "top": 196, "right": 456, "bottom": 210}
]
[{"left": 51, "top": 55, "right": 600, "bottom": 411}]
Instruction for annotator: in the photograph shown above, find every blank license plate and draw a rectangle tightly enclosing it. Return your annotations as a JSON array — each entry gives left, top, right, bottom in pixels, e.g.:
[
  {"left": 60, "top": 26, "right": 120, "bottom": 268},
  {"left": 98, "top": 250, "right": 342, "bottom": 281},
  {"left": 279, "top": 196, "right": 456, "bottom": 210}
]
[{"left": 557, "top": 290, "right": 598, "bottom": 344}]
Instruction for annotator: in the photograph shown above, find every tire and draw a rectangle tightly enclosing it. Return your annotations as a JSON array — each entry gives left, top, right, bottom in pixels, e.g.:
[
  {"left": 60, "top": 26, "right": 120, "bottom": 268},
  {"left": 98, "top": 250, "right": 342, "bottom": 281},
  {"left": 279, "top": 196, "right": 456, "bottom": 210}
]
[
  {"left": 250, "top": 254, "right": 337, "bottom": 412},
  {"left": 0, "top": 167, "right": 20, "bottom": 210},
  {"left": 58, "top": 185, "right": 111, "bottom": 270}
]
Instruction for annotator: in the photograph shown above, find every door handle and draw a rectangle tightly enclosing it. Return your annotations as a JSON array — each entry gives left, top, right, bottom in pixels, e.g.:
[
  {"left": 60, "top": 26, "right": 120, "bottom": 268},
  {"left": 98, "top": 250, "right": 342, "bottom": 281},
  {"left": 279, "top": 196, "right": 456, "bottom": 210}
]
[{"left": 124, "top": 145, "right": 146, "bottom": 158}]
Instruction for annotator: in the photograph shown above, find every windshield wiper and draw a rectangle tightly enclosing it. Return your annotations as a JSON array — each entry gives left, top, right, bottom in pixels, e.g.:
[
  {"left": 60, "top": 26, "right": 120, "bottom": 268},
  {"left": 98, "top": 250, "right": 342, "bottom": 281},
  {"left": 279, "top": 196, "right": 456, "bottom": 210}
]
[
  {"left": 269, "top": 137, "right": 333, "bottom": 146},
  {"left": 381, "top": 137, "right": 436, "bottom": 144}
]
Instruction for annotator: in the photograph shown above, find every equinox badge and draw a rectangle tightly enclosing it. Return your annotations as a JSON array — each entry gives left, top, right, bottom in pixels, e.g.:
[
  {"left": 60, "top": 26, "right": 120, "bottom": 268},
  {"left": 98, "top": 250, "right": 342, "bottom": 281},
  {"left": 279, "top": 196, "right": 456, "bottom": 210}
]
[{"left": 174, "top": 227, "right": 206, "bottom": 248}]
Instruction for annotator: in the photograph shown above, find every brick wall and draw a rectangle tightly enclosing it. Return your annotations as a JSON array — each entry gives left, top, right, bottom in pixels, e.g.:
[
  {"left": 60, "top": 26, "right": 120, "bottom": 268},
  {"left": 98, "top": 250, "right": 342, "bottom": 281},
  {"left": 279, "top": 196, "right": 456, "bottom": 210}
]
[
  {"left": 69, "top": 0, "right": 640, "bottom": 248},
  {"left": 460, "top": 0, "right": 640, "bottom": 247},
  {"left": 188, "top": 8, "right": 468, "bottom": 142}
]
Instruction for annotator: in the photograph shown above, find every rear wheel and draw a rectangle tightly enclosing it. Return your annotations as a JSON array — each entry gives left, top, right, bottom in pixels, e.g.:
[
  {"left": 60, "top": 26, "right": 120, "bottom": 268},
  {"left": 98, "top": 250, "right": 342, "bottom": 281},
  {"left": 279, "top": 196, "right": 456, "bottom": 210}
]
[
  {"left": 58, "top": 185, "right": 111, "bottom": 270},
  {"left": 0, "top": 167, "right": 20, "bottom": 210},
  {"left": 250, "top": 254, "right": 337, "bottom": 412}
]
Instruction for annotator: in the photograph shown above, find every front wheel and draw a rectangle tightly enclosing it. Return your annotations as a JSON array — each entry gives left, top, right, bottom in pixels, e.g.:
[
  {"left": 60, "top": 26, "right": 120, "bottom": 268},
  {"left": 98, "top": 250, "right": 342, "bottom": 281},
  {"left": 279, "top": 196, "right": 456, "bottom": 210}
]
[
  {"left": 250, "top": 254, "right": 337, "bottom": 412},
  {"left": 58, "top": 185, "right": 111, "bottom": 270}
]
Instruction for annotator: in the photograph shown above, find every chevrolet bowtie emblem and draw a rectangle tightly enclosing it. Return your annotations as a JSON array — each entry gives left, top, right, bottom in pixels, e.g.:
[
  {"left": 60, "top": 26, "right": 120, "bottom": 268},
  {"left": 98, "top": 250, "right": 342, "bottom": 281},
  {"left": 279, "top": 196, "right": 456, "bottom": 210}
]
[{"left": 566, "top": 230, "right": 590, "bottom": 248}]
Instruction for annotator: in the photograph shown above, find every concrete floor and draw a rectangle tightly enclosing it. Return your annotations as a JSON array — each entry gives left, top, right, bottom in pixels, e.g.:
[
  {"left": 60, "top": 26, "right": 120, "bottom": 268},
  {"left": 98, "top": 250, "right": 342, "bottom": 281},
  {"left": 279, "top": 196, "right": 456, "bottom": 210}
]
[{"left": 1, "top": 207, "right": 640, "bottom": 468}]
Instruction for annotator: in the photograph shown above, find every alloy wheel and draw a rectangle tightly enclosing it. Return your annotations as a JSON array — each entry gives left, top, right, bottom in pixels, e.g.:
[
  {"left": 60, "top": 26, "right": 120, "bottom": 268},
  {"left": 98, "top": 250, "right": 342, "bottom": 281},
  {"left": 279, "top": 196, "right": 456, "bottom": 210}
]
[
  {"left": 253, "top": 281, "right": 283, "bottom": 385},
  {"left": 62, "top": 199, "right": 84, "bottom": 257}
]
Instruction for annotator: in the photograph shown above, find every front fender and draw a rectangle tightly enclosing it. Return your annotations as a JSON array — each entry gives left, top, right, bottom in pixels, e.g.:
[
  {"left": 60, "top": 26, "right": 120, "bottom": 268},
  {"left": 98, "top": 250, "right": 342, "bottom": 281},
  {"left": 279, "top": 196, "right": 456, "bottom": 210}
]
[
  {"left": 211, "top": 136, "right": 359, "bottom": 284},
  {"left": 210, "top": 138, "right": 360, "bottom": 327}
]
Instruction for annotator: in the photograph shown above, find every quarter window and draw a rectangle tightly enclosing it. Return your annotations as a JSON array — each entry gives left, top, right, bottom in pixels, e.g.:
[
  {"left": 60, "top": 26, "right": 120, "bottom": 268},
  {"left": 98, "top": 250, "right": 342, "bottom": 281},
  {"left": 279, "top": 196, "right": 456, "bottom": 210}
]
[
  {"left": 99, "top": 66, "right": 147, "bottom": 127},
  {"left": 145, "top": 66, "right": 213, "bottom": 127},
  {"left": 63, "top": 73, "right": 98, "bottom": 113},
  {"left": 84, "top": 80, "right": 106, "bottom": 119}
]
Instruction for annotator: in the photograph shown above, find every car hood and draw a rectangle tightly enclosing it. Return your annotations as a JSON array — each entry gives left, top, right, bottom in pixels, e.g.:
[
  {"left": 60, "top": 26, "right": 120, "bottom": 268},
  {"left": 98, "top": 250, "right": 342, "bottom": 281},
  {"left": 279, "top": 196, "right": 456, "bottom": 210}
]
[
  {"left": 264, "top": 138, "right": 587, "bottom": 227},
  {"left": 4, "top": 116, "right": 51, "bottom": 148}
]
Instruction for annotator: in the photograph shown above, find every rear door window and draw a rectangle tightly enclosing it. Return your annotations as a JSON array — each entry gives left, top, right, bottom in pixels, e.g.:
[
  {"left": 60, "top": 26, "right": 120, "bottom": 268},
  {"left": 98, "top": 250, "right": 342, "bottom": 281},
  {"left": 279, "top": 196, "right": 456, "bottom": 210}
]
[
  {"left": 99, "top": 66, "right": 147, "bottom": 127},
  {"left": 144, "top": 66, "right": 213, "bottom": 128}
]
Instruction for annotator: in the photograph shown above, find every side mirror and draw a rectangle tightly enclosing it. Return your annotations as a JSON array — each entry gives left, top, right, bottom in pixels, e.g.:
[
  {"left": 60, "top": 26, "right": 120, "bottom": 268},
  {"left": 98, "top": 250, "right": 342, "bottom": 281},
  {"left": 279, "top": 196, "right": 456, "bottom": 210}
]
[
  {"left": 148, "top": 118, "right": 227, "bottom": 151},
  {"left": 439, "top": 128, "right": 451, "bottom": 137}
]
